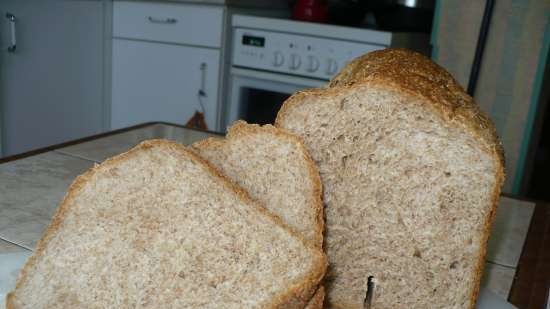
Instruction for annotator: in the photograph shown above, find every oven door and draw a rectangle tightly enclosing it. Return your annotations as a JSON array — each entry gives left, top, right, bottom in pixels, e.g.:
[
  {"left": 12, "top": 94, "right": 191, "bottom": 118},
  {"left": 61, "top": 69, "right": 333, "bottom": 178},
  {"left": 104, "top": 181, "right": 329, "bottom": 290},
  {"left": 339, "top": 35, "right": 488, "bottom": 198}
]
[{"left": 224, "top": 67, "right": 326, "bottom": 130}]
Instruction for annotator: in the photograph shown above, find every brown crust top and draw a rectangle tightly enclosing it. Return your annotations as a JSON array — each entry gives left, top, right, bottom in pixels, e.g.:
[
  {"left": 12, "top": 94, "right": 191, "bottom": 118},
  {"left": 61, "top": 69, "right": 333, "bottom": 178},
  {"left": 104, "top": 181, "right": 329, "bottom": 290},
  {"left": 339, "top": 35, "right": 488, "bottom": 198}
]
[
  {"left": 275, "top": 48, "right": 505, "bottom": 309},
  {"left": 7, "top": 139, "right": 327, "bottom": 309},
  {"left": 192, "top": 120, "right": 325, "bottom": 249},
  {"left": 328, "top": 48, "right": 504, "bottom": 167}
]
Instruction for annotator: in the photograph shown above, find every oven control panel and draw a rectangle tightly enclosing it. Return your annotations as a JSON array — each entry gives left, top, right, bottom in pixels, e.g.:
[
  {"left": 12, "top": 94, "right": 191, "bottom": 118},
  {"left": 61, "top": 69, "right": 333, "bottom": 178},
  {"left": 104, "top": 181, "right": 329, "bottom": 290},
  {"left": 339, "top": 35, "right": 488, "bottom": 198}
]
[{"left": 232, "top": 28, "right": 387, "bottom": 80}]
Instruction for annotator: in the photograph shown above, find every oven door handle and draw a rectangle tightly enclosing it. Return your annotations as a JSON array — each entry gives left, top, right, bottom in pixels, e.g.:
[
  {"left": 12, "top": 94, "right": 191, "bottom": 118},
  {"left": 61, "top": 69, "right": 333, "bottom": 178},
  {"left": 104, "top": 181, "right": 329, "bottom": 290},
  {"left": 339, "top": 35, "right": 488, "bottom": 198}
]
[{"left": 230, "top": 67, "right": 326, "bottom": 89}]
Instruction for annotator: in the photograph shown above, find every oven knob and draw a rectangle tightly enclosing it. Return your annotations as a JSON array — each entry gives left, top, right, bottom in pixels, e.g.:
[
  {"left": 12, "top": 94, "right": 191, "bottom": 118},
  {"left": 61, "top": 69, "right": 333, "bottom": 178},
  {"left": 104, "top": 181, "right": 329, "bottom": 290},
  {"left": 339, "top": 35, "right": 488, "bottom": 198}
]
[
  {"left": 290, "top": 54, "right": 302, "bottom": 70},
  {"left": 326, "top": 58, "right": 339, "bottom": 75},
  {"left": 306, "top": 56, "right": 320, "bottom": 73},
  {"left": 273, "top": 51, "right": 285, "bottom": 67}
]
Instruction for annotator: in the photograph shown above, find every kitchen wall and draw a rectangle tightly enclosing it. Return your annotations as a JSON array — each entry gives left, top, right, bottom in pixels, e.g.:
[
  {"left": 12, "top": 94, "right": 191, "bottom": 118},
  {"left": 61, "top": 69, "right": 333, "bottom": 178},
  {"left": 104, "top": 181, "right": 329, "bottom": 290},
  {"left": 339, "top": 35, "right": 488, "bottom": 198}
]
[{"left": 432, "top": 0, "right": 550, "bottom": 194}]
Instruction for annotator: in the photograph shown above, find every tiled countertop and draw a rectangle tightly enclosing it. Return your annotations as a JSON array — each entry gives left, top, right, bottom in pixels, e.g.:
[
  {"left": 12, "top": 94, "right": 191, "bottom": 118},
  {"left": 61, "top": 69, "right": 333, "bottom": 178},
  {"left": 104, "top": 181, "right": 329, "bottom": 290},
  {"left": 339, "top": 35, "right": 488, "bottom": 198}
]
[
  {"left": 0, "top": 123, "right": 214, "bottom": 250},
  {"left": 57, "top": 123, "right": 213, "bottom": 163},
  {"left": 0, "top": 123, "right": 538, "bottom": 304}
]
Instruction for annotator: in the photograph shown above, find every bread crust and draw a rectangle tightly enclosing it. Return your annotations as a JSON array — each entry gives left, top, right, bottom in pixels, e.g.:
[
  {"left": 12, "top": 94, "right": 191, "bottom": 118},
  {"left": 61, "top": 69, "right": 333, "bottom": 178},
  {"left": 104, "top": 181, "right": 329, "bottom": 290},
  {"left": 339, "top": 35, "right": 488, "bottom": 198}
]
[
  {"left": 275, "top": 48, "right": 505, "bottom": 309},
  {"left": 279, "top": 49, "right": 504, "bottom": 167},
  {"left": 7, "top": 139, "right": 327, "bottom": 309},
  {"left": 304, "top": 286, "right": 325, "bottom": 309}
]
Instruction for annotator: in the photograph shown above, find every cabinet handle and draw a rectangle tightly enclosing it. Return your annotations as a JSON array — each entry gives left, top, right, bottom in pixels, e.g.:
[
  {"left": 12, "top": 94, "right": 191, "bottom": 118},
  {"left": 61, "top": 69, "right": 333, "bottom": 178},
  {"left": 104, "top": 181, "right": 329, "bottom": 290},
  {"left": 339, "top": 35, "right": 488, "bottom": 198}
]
[
  {"left": 6, "top": 12, "right": 16, "bottom": 52},
  {"left": 199, "top": 63, "right": 207, "bottom": 98},
  {"left": 197, "top": 63, "right": 207, "bottom": 114},
  {"left": 147, "top": 16, "right": 178, "bottom": 24}
]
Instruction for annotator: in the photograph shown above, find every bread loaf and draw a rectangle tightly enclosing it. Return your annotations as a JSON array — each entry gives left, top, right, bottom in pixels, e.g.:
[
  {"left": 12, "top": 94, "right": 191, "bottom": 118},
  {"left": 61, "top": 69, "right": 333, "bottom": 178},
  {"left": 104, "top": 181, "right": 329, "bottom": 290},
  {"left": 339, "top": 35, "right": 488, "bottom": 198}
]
[
  {"left": 276, "top": 49, "right": 505, "bottom": 309},
  {"left": 7, "top": 140, "right": 327, "bottom": 309}
]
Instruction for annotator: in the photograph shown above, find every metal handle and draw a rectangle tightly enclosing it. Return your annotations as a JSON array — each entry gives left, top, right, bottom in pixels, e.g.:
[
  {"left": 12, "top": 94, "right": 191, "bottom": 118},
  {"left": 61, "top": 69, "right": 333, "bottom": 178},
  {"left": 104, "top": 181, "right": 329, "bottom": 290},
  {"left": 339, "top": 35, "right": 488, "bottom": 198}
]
[
  {"left": 197, "top": 62, "right": 208, "bottom": 115},
  {"left": 6, "top": 12, "right": 16, "bottom": 52},
  {"left": 199, "top": 63, "right": 207, "bottom": 97},
  {"left": 147, "top": 16, "right": 177, "bottom": 24}
]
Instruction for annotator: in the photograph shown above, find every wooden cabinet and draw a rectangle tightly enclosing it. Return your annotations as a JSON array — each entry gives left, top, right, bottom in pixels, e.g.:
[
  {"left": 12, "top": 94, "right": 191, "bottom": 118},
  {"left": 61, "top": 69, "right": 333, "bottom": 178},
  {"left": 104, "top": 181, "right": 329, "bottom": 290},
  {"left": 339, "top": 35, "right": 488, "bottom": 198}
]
[{"left": 111, "top": 1, "right": 225, "bottom": 131}]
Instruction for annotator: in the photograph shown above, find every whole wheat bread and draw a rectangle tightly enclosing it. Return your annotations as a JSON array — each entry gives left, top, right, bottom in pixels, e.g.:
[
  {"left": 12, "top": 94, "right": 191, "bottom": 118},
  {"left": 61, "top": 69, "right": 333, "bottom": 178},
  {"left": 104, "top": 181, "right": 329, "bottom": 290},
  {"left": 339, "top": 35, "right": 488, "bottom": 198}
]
[
  {"left": 7, "top": 139, "right": 327, "bottom": 309},
  {"left": 275, "top": 49, "right": 505, "bottom": 309},
  {"left": 192, "top": 121, "right": 325, "bottom": 308},
  {"left": 192, "top": 121, "right": 324, "bottom": 248}
]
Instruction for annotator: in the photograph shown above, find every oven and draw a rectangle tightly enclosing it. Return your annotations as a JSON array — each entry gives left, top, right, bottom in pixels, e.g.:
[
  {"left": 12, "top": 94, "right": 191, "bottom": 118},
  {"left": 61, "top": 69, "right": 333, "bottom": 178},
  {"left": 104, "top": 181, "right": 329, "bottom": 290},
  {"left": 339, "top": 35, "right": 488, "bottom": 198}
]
[{"left": 225, "top": 67, "right": 325, "bottom": 128}]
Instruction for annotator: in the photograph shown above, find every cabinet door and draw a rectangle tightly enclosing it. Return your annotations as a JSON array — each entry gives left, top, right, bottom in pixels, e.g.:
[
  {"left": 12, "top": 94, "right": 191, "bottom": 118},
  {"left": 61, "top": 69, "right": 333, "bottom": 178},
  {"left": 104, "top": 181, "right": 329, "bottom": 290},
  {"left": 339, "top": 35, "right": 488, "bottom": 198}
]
[
  {"left": 0, "top": 1, "right": 107, "bottom": 156},
  {"left": 111, "top": 39, "right": 220, "bottom": 131}
]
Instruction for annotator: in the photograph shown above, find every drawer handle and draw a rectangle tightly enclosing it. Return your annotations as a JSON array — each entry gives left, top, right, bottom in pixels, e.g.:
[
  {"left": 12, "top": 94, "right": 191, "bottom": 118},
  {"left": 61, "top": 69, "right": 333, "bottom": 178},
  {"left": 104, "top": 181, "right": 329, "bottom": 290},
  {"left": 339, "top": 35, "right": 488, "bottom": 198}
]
[
  {"left": 147, "top": 16, "right": 178, "bottom": 24},
  {"left": 6, "top": 13, "right": 16, "bottom": 52}
]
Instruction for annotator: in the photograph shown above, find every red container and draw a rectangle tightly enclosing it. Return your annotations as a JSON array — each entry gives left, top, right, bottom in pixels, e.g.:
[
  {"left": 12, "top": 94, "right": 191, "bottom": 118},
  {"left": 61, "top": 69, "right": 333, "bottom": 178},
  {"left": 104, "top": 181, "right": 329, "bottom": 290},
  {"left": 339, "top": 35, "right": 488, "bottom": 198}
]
[{"left": 292, "top": 0, "right": 329, "bottom": 23}]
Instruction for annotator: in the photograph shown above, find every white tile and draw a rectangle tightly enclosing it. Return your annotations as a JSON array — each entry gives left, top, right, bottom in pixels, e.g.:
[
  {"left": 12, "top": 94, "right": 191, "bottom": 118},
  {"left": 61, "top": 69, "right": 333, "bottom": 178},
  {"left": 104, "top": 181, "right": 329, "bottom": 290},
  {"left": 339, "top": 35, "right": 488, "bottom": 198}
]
[
  {"left": 0, "top": 239, "right": 29, "bottom": 254},
  {"left": 0, "top": 250, "right": 32, "bottom": 308},
  {"left": 481, "top": 262, "right": 516, "bottom": 300},
  {"left": 0, "top": 152, "right": 94, "bottom": 249},
  {"left": 57, "top": 124, "right": 216, "bottom": 162},
  {"left": 486, "top": 196, "right": 535, "bottom": 267}
]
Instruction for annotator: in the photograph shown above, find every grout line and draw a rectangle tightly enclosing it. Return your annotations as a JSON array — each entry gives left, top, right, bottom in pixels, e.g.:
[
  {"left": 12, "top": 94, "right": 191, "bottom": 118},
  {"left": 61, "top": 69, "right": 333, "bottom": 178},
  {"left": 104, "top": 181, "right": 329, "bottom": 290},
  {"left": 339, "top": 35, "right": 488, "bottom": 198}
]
[
  {"left": 0, "top": 237, "right": 33, "bottom": 252},
  {"left": 486, "top": 261, "right": 517, "bottom": 270},
  {"left": 53, "top": 150, "right": 102, "bottom": 164}
]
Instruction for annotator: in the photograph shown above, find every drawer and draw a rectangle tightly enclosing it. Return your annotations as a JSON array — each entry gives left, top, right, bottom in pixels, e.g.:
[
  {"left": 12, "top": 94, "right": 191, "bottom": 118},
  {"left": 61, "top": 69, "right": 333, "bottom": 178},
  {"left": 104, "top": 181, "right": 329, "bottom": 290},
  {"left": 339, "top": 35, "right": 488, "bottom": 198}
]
[{"left": 113, "top": 1, "right": 224, "bottom": 48}]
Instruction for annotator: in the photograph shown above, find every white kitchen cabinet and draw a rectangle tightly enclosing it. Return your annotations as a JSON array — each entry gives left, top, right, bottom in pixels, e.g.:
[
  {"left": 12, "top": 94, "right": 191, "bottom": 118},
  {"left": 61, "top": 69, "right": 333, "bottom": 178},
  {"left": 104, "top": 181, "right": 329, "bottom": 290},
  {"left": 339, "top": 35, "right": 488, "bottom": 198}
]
[
  {"left": 0, "top": 1, "right": 109, "bottom": 156},
  {"left": 111, "top": 39, "right": 220, "bottom": 130},
  {"left": 113, "top": 1, "right": 223, "bottom": 48},
  {"left": 111, "top": 1, "right": 225, "bottom": 131}
]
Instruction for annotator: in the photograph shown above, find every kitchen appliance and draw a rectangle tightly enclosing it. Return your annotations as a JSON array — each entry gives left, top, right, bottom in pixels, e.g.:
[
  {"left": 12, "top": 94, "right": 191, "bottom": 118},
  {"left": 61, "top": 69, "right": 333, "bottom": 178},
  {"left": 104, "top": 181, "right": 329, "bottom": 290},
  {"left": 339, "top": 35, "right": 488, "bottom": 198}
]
[
  {"left": 371, "top": 0, "right": 435, "bottom": 32},
  {"left": 292, "top": 0, "right": 329, "bottom": 23},
  {"left": 224, "top": 15, "right": 429, "bottom": 129},
  {"left": 326, "top": 0, "right": 435, "bottom": 31}
]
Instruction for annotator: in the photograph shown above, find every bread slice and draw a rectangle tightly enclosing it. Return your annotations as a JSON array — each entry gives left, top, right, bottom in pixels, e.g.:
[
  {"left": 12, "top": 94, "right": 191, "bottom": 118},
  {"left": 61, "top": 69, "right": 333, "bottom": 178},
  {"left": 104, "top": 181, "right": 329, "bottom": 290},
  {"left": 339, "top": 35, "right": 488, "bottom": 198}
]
[
  {"left": 275, "top": 49, "right": 505, "bottom": 309},
  {"left": 192, "top": 121, "right": 325, "bottom": 308},
  {"left": 192, "top": 121, "right": 324, "bottom": 248},
  {"left": 7, "top": 139, "right": 327, "bottom": 309}
]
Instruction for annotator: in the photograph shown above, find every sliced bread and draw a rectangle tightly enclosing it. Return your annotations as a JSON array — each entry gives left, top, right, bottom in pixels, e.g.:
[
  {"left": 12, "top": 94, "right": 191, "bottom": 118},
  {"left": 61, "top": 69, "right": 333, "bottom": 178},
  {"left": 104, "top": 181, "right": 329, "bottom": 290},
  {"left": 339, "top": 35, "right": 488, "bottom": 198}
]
[
  {"left": 7, "top": 139, "right": 327, "bottom": 309},
  {"left": 192, "top": 121, "right": 325, "bottom": 308},
  {"left": 276, "top": 49, "right": 505, "bottom": 309},
  {"left": 191, "top": 121, "right": 324, "bottom": 248}
]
